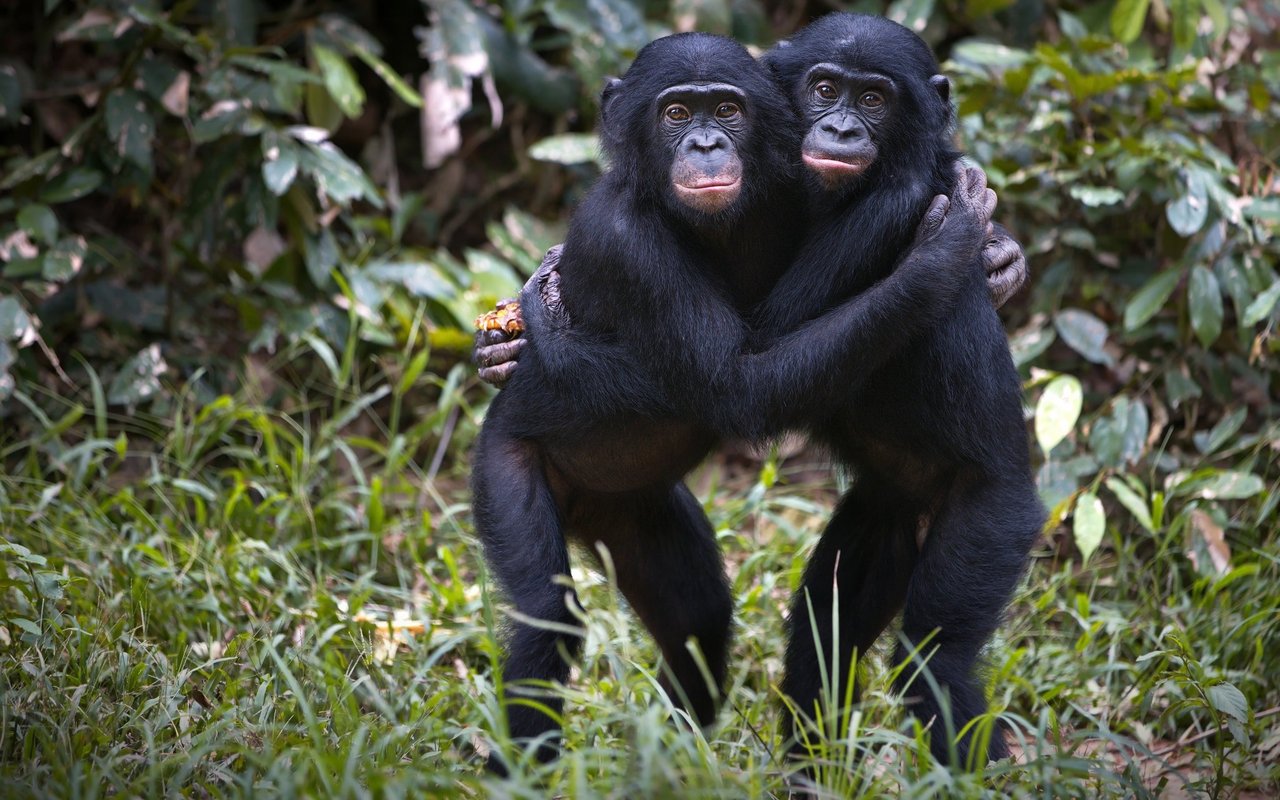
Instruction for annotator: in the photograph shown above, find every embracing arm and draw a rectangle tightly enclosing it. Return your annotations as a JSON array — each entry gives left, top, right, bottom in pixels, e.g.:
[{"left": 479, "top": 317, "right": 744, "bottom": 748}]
[{"left": 702, "top": 167, "right": 995, "bottom": 440}]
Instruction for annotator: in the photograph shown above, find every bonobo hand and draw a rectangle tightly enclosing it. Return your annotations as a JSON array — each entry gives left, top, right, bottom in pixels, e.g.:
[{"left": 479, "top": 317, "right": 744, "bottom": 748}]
[
  {"left": 472, "top": 245, "right": 567, "bottom": 389},
  {"left": 910, "top": 165, "right": 997, "bottom": 266},
  {"left": 983, "top": 223, "right": 1027, "bottom": 308}
]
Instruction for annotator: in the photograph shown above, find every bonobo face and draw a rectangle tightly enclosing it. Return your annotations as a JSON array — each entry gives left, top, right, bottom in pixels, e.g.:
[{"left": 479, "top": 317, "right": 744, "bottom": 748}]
[
  {"left": 799, "top": 63, "right": 893, "bottom": 188},
  {"left": 657, "top": 82, "right": 749, "bottom": 214}
]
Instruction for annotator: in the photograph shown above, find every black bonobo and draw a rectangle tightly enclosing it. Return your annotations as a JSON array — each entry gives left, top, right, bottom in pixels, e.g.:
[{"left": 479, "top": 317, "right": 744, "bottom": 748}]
[
  {"left": 470, "top": 32, "right": 992, "bottom": 772},
  {"left": 756, "top": 14, "right": 1045, "bottom": 769}
]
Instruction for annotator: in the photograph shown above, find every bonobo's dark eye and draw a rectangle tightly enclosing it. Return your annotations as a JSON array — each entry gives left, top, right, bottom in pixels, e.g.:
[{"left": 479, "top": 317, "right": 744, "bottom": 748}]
[
  {"left": 664, "top": 104, "right": 691, "bottom": 123},
  {"left": 714, "top": 102, "right": 741, "bottom": 120},
  {"left": 814, "top": 82, "right": 838, "bottom": 102},
  {"left": 859, "top": 91, "right": 885, "bottom": 109}
]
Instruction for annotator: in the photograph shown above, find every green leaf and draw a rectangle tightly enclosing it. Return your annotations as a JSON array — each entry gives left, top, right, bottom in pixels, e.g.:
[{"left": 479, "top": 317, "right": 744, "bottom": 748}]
[
  {"left": 1124, "top": 270, "right": 1182, "bottom": 331},
  {"left": 1054, "top": 309, "right": 1112, "bottom": 366},
  {"left": 42, "top": 236, "right": 86, "bottom": 282},
  {"left": 104, "top": 89, "right": 155, "bottom": 171},
  {"left": 1205, "top": 683, "right": 1249, "bottom": 723},
  {"left": 297, "top": 139, "right": 383, "bottom": 207},
  {"left": 1242, "top": 280, "right": 1280, "bottom": 326},
  {"left": 1073, "top": 492, "right": 1105, "bottom": 563},
  {"left": 1171, "top": 0, "right": 1196, "bottom": 50},
  {"left": 1110, "top": 0, "right": 1150, "bottom": 43},
  {"left": 107, "top": 344, "right": 168, "bottom": 407},
  {"left": 0, "top": 295, "right": 35, "bottom": 344},
  {"left": 17, "top": 203, "right": 58, "bottom": 245},
  {"left": 1188, "top": 266, "right": 1223, "bottom": 348},
  {"left": 40, "top": 168, "right": 103, "bottom": 203},
  {"left": 1105, "top": 477, "right": 1155, "bottom": 533},
  {"left": 1035, "top": 375, "right": 1082, "bottom": 456},
  {"left": 951, "top": 40, "right": 1031, "bottom": 68},
  {"left": 364, "top": 262, "right": 456, "bottom": 299},
  {"left": 1166, "top": 171, "right": 1208, "bottom": 237},
  {"left": 529, "top": 134, "right": 602, "bottom": 165},
  {"left": 262, "top": 137, "right": 300, "bottom": 196},
  {"left": 310, "top": 43, "right": 365, "bottom": 119},
  {"left": 1069, "top": 185, "right": 1124, "bottom": 207},
  {"left": 1172, "top": 470, "right": 1265, "bottom": 500},
  {"left": 1194, "top": 407, "right": 1247, "bottom": 455}
]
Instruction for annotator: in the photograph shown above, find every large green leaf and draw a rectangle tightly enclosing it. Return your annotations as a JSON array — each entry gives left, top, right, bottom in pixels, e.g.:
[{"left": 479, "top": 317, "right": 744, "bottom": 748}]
[
  {"left": 1073, "top": 492, "right": 1105, "bottom": 563},
  {"left": 1034, "top": 375, "right": 1082, "bottom": 456},
  {"left": 311, "top": 43, "right": 365, "bottom": 119},
  {"left": 1110, "top": 0, "right": 1150, "bottom": 44},
  {"left": 1188, "top": 266, "right": 1223, "bottom": 348},
  {"left": 1054, "top": 309, "right": 1112, "bottom": 365},
  {"left": 104, "top": 89, "right": 155, "bottom": 171},
  {"left": 1124, "top": 269, "right": 1182, "bottom": 331},
  {"left": 1166, "top": 170, "right": 1208, "bottom": 237}
]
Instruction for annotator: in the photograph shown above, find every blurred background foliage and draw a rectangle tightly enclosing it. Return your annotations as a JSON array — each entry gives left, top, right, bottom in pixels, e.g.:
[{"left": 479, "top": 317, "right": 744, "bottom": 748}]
[{"left": 0, "top": 0, "right": 1277, "bottom": 796}]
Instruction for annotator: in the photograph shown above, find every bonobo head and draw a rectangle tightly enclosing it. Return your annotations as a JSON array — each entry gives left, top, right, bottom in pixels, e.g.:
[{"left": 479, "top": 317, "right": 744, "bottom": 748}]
[
  {"left": 599, "top": 33, "right": 796, "bottom": 222},
  {"left": 764, "top": 14, "right": 955, "bottom": 193}
]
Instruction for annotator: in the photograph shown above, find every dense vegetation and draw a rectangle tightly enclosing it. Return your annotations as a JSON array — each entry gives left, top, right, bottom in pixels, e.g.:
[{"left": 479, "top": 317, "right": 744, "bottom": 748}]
[{"left": 1, "top": 0, "right": 1276, "bottom": 796}]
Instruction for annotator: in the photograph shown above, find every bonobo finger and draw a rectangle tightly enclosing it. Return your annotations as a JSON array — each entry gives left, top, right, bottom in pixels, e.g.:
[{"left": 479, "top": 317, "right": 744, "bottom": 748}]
[
  {"left": 476, "top": 336, "right": 527, "bottom": 369},
  {"left": 983, "top": 234, "right": 1028, "bottom": 308},
  {"left": 478, "top": 360, "right": 519, "bottom": 389},
  {"left": 980, "top": 188, "right": 998, "bottom": 226},
  {"left": 965, "top": 166, "right": 988, "bottom": 206},
  {"left": 915, "top": 195, "right": 950, "bottom": 243}
]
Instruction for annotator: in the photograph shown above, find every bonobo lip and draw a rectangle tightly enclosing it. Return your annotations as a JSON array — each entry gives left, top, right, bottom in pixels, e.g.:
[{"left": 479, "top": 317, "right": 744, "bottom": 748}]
[
  {"left": 802, "top": 153, "right": 869, "bottom": 177},
  {"left": 675, "top": 177, "right": 741, "bottom": 191}
]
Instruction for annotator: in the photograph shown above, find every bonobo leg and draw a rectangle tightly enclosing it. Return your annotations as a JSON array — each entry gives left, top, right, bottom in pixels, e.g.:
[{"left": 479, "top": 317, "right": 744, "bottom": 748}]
[
  {"left": 781, "top": 478, "right": 919, "bottom": 754},
  {"left": 572, "top": 483, "right": 734, "bottom": 728},
  {"left": 893, "top": 474, "right": 1041, "bottom": 768},
  {"left": 471, "top": 408, "right": 581, "bottom": 771}
]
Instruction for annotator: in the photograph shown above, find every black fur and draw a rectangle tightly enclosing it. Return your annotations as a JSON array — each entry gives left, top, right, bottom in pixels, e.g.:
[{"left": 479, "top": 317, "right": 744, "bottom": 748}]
[
  {"left": 759, "top": 14, "right": 1045, "bottom": 769},
  {"left": 470, "top": 31, "right": 983, "bottom": 772}
]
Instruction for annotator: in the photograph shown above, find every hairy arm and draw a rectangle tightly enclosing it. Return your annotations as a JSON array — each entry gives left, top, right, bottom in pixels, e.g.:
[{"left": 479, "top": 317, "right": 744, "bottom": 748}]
[{"left": 705, "top": 166, "right": 995, "bottom": 439}]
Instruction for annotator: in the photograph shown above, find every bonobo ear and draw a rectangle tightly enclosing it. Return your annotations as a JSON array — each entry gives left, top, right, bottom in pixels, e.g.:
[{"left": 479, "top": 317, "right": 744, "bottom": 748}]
[
  {"left": 929, "top": 74, "right": 950, "bottom": 103},
  {"left": 600, "top": 77, "right": 623, "bottom": 124}
]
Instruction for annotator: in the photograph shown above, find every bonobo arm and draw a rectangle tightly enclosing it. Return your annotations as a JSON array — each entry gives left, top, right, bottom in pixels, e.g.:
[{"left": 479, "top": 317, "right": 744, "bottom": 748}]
[
  {"left": 472, "top": 208, "right": 1025, "bottom": 393},
  {"left": 703, "top": 166, "right": 996, "bottom": 440}
]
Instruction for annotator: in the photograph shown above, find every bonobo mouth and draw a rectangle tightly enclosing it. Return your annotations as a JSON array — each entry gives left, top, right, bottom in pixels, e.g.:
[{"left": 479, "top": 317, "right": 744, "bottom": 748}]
[
  {"left": 802, "top": 152, "right": 870, "bottom": 179},
  {"left": 673, "top": 177, "right": 742, "bottom": 212}
]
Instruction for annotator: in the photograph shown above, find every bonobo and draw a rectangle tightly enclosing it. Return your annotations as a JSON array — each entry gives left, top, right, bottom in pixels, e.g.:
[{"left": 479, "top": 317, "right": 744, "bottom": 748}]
[
  {"left": 756, "top": 14, "right": 1045, "bottom": 769},
  {"left": 470, "top": 32, "right": 993, "bottom": 772}
]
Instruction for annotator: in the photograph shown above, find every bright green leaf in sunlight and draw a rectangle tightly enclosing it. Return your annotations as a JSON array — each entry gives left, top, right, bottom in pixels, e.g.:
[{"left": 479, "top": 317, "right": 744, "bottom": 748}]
[
  {"left": 1105, "top": 477, "right": 1155, "bottom": 532},
  {"left": 1124, "top": 269, "right": 1182, "bottom": 331},
  {"left": 1171, "top": 469, "right": 1265, "bottom": 500},
  {"left": 1069, "top": 185, "right": 1124, "bottom": 207},
  {"left": 1110, "top": 0, "right": 1151, "bottom": 43},
  {"left": 1073, "top": 492, "right": 1105, "bottom": 563},
  {"left": 311, "top": 44, "right": 365, "bottom": 119},
  {"left": 1189, "top": 266, "right": 1224, "bottom": 347},
  {"left": 1035, "top": 375, "right": 1082, "bottom": 456},
  {"left": 529, "top": 134, "right": 602, "bottom": 166}
]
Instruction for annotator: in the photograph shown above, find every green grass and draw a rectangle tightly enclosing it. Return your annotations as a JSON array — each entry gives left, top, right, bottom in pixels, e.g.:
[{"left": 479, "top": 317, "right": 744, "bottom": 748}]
[{"left": 1, "top": 368, "right": 1277, "bottom": 799}]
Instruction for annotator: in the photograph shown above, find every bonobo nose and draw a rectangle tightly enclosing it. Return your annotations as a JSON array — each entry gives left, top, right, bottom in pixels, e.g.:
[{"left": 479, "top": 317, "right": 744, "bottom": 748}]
[
  {"left": 821, "top": 115, "right": 864, "bottom": 140},
  {"left": 689, "top": 132, "right": 728, "bottom": 152}
]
